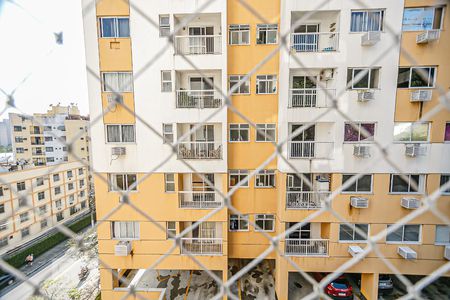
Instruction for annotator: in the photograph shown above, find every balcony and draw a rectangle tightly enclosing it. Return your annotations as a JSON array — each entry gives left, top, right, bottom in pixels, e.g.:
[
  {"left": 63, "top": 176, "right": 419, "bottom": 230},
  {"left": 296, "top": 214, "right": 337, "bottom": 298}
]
[
  {"left": 176, "top": 90, "right": 222, "bottom": 109},
  {"left": 288, "top": 88, "right": 335, "bottom": 108},
  {"left": 174, "top": 35, "right": 222, "bottom": 55},
  {"left": 285, "top": 239, "right": 329, "bottom": 256},
  {"left": 288, "top": 141, "right": 333, "bottom": 159},
  {"left": 286, "top": 191, "right": 329, "bottom": 209},
  {"left": 181, "top": 238, "right": 223, "bottom": 255},
  {"left": 291, "top": 32, "right": 339, "bottom": 53},
  {"left": 178, "top": 191, "right": 222, "bottom": 209},
  {"left": 177, "top": 141, "right": 222, "bottom": 159}
]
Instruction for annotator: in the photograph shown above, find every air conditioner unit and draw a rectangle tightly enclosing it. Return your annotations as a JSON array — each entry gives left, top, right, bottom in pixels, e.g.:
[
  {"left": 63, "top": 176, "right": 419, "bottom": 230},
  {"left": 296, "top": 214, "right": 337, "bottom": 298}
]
[
  {"left": 320, "top": 69, "right": 334, "bottom": 81},
  {"left": 111, "top": 147, "right": 126, "bottom": 156},
  {"left": 107, "top": 93, "right": 124, "bottom": 106},
  {"left": 361, "top": 31, "right": 380, "bottom": 46},
  {"left": 401, "top": 197, "right": 420, "bottom": 209},
  {"left": 397, "top": 246, "right": 417, "bottom": 260},
  {"left": 348, "top": 245, "right": 364, "bottom": 257},
  {"left": 115, "top": 241, "right": 132, "bottom": 256},
  {"left": 350, "top": 196, "right": 369, "bottom": 208},
  {"left": 405, "top": 144, "right": 426, "bottom": 157},
  {"left": 353, "top": 145, "right": 371, "bottom": 158},
  {"left": 410, "top": 90, "right": 432, "bottom": 102},
  {"left": 357, "top": 90, "right": 375, "bottom": 102},
  {"left": 445, "top": 245, "right": 450, "bottom": 260},
  {"left": 416, "top": 30, "right": 440, "bottom": 44}
]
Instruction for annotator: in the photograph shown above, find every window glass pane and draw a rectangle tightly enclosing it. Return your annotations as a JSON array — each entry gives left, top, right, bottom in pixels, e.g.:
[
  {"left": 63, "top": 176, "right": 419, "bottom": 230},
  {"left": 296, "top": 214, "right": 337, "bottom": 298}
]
[
  {"left": 435, "top": 226, "right": 450, "bottom": 244},
  {"left": 127, "top": 174, "right": 137, "bottom": 191},
  {"left": 118, "top": 18, "right": 130, "bottom": 37},
  {"left": 115, "top": 175, "right": 125, "bottom": 190},
  {"left": 360, "top": 123, "right": 375, "bottom": 141},
  {"left": 121, "top": 125, "right": 135, "bottom": 142},
  {"left": 411, "top": 123, "right": 429, "bottom": 141},
  {"left": 107, "top": 125, "right": 120, "bottom": 142},
  {"left": 386, "top": 226, "right": 403, "bottom": 242},
  {"left": 353, "top": 69, "right": 369, "bottom": 89},
  {"left": 101, "top": 18, "right": 115, "bottom": 37},
  {"left": 367, "top": 11, "right": 382, "bottom": 31},
  {"left": 440, "top": 175, "right": 450, "bottom": 193},
  {"left": 350, "top": 11, "right": 365, "bottom": 32},
  {"left": 342, "top": 174, "right": 357, "bottom": 192},
  {"left": 344, "top": 124, "right": 359, "bottom": 142},
  {"left": 358, "top": 175, "right": 372, "bottom": 192},
  {"left": 409, "top": 175, "right": 420, "bottom": 193},
  {"left": 391, "top": 175, "right": 409, "bottom": 193},
  {"left": 393, "top": 123, "right": 412, "bottom": 142},
  {"left": 354, "top": 224, "right": 369, "bottom": 240},
  {"left": 402, "top": 8, "right": 434, "bottom": 31},
  {"left": 339, "top": 224, "right": 354, "bottom": 240},
  {"left": 397, "top": 68, "right": 411, "bottom": 88},
  {"left": 411, "top": 68, "right": 432, "bottom": 88},
  {"left": 404, "top": 225, "right": 420, "bottom": 242}
]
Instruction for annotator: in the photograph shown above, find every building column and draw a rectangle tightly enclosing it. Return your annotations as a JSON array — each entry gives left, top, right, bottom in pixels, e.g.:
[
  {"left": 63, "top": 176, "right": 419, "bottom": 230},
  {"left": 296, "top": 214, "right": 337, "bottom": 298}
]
[
  {"left": 275, "top": 257, "right": 289, "bottom": 300},
  {"left": 360, "top": 273, "right": 379, "bottom": 300},
  {"left": 222, "top": 267, "right": 228, "bottom": 300}
]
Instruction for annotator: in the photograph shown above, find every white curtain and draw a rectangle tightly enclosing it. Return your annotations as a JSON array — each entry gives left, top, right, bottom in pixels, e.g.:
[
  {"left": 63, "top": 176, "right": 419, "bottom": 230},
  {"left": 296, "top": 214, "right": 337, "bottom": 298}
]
[
  {"left": 121, "top": 125, "right": 135, "bottom": 142},
  {"left": 350, "top": 12, "right": 365, "bottom": 32},
  {"left": 106, "top": 125, "right": 120, "bottom": 142}
]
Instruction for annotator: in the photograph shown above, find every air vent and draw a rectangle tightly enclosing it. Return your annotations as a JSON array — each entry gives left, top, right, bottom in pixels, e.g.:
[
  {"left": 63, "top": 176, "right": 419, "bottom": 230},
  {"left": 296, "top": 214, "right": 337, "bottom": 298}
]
[
  {"left": 405, "top": 144, "right": 426, "bottom": 157},
  {"left": 114, "top": 241, "right": 132, "bottom": 256},
  {"left": 401, "top": 197, "right": 420, "bottom": 209},
  {"left": 357, "top": 90, "right": 375, "bottom": 102},
  {"left": 416, "top": 30, "right": 440, "bottom": 44},
  {"left": 353, "top": 145, "right": 371, "bottom": 158},
  {"left": 350, "top": 196, "right": 369, "bottom": 208},
  {"left": 397, "top": 246, "right": 417, "bottom": 260},
  {"left": 410, "top": 90, "right": 432, "bottom": 102},
  {"left": 111, "top": 147, "right": 126, "bottom": 156},
  {"left": 348, "top": 245, "right": 364, "bottom": 257},
  {"left": 361, "top": 31, "right": 380, "bottom": 46}
]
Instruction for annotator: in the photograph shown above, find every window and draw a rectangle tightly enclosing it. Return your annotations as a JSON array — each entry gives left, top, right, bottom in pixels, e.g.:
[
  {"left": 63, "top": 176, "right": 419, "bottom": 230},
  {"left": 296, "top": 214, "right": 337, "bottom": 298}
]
[
  {"left": 112, "top": 221, "right": 140, "bottom": 239},
  {"left": 106, "top": 124, "right": 135, "bottom": 143},
  {"left": 78, "top": 168, "right": 84, "bottom": 175},
  {"left": 255, "top": 214, "right": 275, "bottom": 232},
  {"left": 256, "top": 124, "right": 276, "bottom": 142},
  {"left": 18, "top": 197, "right": 27, "bottom": 207},
  {"left": 435, "top": 225, "right": 450, "bottom": 245},
  {"left": 102, "top": 72, "right": 133, "bottom": 92},
  {"left": 56, "top": 212, "right": 64, "bottom": 221},
  {"left": 229, "top": 214, "right": 249, "bottom": 231},
  {"left": 45, "top": 147, "right": 53, "bottom": 152},
  {"left": 440, "top": 175, "right": 450, "bottom": 194},
  {"left": 256, "top": 24, "right": 277, "bottom": 44},
  {"left": 21, "top": 227, "right": 30, "bottom": 238},
  {"left": 255, "top": 170, "right": 275, "bottom": 188},
  {"left": 342, "top": 174, "right": 373, "bottom": 193},
  {"left": 229, "top": 170, "right": 249, "bottom": 188},
  {"left": 0, "top": 204, "right": 4, "bottom": 214},
  {"left": 109, "top": 174, "right": 137, "bottom": 191},
  {"left": 387, "top": 224, "right": 421, "bottom": 243},
  {"left": 16, "top": 147, "right": 24, "bottom": 153},
  {"left": 339, "top": 224, "right": 369, "bottom": 241},
  {"left": 36, "top": 177, "right": 44, "bottom": 187},
  {"left": 80, "top": 190, "right": 86, "bottom": 198},
  {"left": 38, "top": 191, "right": 45, "bottom": 201},
  {"left": 67, "top": 170, "right": 73, "bottom": 178},
  {"left": 350, "top": 10, "right": 384, "bottom": 32},
  {"left": 0, "top": 237, "right": 8, "bottom": 248},
  {"left": 80, "top": 179, "right": 85, "bottom": 187},
  {"left": 256, "top": 75, "right": 277, "bottom": 94},
  {"left": 55, "top": 186, "right": 61, "bottom": 195},
  {"left": 81, "top": 201, "right": 87, "bottom": 209},
  {"left": 344, "top": 123, "right": 375, "bottom": 142},
  {"left": 229, "top": 24, "right": 250, "bottom": 45},
  {"left": 39, "top": 205, "right": 47, "bottom": 215},
  {"left": 164, "top": 174, "right": 175, "bottom": 192},
  {"left": 53, "top": 174, "right": 60, "bottom": 182},
  {"left": 229, "top": 124, "right": 249, "bottom": 142},
  {"left": 161, "top": 71, "right": 172, "bottom": 92},
  {"left": 166, "top": 221, "right": 176, "bottom": 239},
  {"left": 0, "top": 220, "right": 7, "bottom": 231},
  {"left": 17, "top": 181, "right": 26, "bottom": 192},
  {"left": 159, "top": 15, "right": 170, "bottom": 37},
  {"left": 444, "top": 123, "right": 450, "bottom": 142},
  {"left": 393, "top": 122, "right": 429, "bottom": 142},
  {"left": 229, "top": 75, "right": 250, "bottom": 94},
  {"left": 347, "top": 68, "right": 380, "bottom": 89},
  {"left": 403, "top": 7, "right": 444, "bottom": 31},
  {"left": 0, "top": 187, "right": 3, "bottom": 197},
  {"left": 45, "top": 136, "right": 53, "bottom": 142},
  {"left": 20, "top": 212, "right": 29, "bottom": 223},
  {"left": 397, "top": 67, "right": 436, "bottom": 88},
  {"left": 40, "top": 219, "right": 48, "bottom": 229},
  {"left": 162, "top": 124, "right": 173, "bottom": 144},
  {"left": 15, "top": 137, "right": 23, "bottom": 143},
  {"left": 99, "top": 17, "right": 130, "bottom": 38},
  {"left": 56, "top": 199, "right": 62, "bottom": 208},
  {"left": 68, "top": 195, "right": 75, "bottom": 204},
  {"left": 13, "top": 126, "right": 22, "bottom": 132},
  {"left": 390, "top": 174, "right": 424, "bottom": 194},
  {"left": 68, "top": 183, "right": 74, "bottom": 190},
  {"left": 47, "top": 157, "right": 55, "bottom": 163}
]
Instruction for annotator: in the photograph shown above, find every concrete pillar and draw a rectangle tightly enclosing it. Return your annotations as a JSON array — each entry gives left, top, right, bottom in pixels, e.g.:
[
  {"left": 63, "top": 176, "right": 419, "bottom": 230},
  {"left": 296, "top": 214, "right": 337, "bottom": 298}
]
[
  {"left": 222, "top": 267, "right": 228, "bottom": 300},
  {"left": 361, "top": 273, "right": 379, "bottom": 300},
  {"left": 275, "top": 257, "right": 289, "bottom": 300}
]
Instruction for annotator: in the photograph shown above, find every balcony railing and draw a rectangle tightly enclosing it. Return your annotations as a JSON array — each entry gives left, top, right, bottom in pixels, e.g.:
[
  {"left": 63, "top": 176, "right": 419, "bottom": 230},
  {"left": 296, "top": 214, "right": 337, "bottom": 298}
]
[
  {"left": 291, "top": 32, "right": 339, "bottom": 52},
  {"left": 177, "top": 141, "right": 222, "bottom": 159},
  {"left": 178, "top": 191, "right": 222, "bottom": 209},
  {"left": 285, "top": 239, "right": 329, "bottom": 256},
  {"left": 181, "top": 238, "right": 223, "bottom": 255},
  {"left": 289, "top": 88, "right": 335, "bottom": 108},
  {"left": 176, "top": 90, "right": 222, "bottom": 109},
  {"left": 286, "top": 191, "right": 330, "bottom": 209},
  {"left": 174, "top": 35, "right": 222, "bottom": 55},
  {"left": 288, "top": 141, "right": 333, "bottom": 159}
]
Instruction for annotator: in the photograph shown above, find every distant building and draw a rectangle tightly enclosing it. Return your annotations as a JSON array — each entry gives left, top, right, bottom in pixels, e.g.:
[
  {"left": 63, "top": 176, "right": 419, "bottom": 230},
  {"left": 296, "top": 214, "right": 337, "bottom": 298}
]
[
  {"left": 9, "top": 104, "right": 90, "bottom": 166},
  {"left": 0, "top": 119, "right": 11, "bottom": 147}
]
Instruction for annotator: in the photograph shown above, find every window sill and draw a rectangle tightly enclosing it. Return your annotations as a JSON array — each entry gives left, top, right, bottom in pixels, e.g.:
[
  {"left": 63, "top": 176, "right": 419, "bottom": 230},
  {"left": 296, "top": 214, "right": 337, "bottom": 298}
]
[
  {"left": 338, "top": 240, "right": 368, "bottom": 244},
  {"left": 385, "top": 241, "right": 421, "bottom": 245},
  {"left": 341, "top": 192, "right": 373, "bottom": 195}
]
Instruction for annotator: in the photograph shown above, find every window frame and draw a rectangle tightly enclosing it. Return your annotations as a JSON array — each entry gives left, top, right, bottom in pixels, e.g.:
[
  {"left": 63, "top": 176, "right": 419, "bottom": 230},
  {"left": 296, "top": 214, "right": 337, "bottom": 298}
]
[
  {"left": 344, "top": 122, "right": 376, "bottom": 143},
  {"left": 111, "top": 221, "right": 140, "bottom": 240},
  {"left": 397, "top": 66, "right": 437, "bottom": 89},
  {"left": 255, "top": 214, "right": 275, "bottom": 232},
  {"left": 166, "top": 221, "right": 176, "bottom": 239},
  {"left": 229, "top": 123, "right": 250, "bottom": 143},
  {"left": 347, "top": 68, "right": 380, "bottom": 89},
  {"left": 229, "top": 75, "right": 250, "bottom": 95},
  {"left": 164, "top": 173, "right": 175, "bottom": 193},
  {"left": 105, "top": 124, "right": 136, "bottom": 143},
  {"left": 256, "top": 24, "right": 278, "bottom": 44},
  {"left": 162, "top": 124, "right": 174, "bottom": 144},
  {"left": 229, "top": 214, "right": 249, "bottom": 232},
  {"left": 393, "top": 122, "right": 430, "bottom": 143},
  {"left": 161, "top": 70, "right": 172, "bottom": 92},
  {"left": 402, "top": 6, "right": 445, "bottom": 32},
  {"left": 389, "top": 174, "right": 425, "bottom": 194},
  {"left": 99, "top": 17, "right": 130, "bottom": 38},
  {"left": 342, "top": 174, "right": 373, "bottom": 194},
  {"left": 108, "top": 173, "right": 138, "bottom": 192},
  {"left": 255, "top": 123, "right": 276, "bottom": 142},
  {"left": 435, "top": 225, "right": 450, "bottom": 245},
  {"left": 350, "top": 9, "right": 385, "bottom": 32},
  {"left": 229, "top": 24, "right": 250, "bottom": 45},
  {"left": 255, "top": 170, "right": 276, "bottom": 188},
  {"left": 256, "top": 75, "right": 277, "bottom": 95},
  {"left": 101, "top": 72, "right": 133, "bottom": 92},
  {"left": 229, "top": 170, "right": 249, "bottom": 188},
  {"left": 159, "top": 15, "right": 170, "bottom": 37},
  {"left": 338, "top": 223, "right": 370, "bottom": 242},
  {"left": 440, "top": 174, "right": 450, "bottom": 195},
  {"left": 386, "top": 224, "right": 422, "bottom": 244}
]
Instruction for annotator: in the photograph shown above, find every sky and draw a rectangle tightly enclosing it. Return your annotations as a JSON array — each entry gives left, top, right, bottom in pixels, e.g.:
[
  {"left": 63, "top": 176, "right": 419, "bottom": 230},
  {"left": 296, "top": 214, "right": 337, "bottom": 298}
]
[{"left": 0, "top": 0, "right": 89, "bottom": 117}]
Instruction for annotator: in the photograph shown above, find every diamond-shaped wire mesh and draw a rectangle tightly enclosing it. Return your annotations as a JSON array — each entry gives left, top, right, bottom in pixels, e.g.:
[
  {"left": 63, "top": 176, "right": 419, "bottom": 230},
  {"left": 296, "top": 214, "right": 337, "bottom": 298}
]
[{"left": 0, "top": 0, "right": 450, "bottom": 299}]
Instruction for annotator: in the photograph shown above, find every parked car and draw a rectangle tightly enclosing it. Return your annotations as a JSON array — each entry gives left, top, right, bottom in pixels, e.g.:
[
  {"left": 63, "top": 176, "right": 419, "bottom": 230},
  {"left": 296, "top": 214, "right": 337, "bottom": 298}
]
[
  {"left": 0, "top": 273, "right": 15, "bottom": 289},
  {"left": 378, "top": 274, "right": 394, "bottom": 294},
  {"left": 314, "top": 273, "right": 353, "bottom": 300}
]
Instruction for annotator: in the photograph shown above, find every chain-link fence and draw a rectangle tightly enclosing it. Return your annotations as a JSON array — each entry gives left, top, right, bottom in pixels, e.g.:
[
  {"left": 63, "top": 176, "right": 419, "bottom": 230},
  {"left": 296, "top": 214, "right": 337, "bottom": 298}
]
[{"left": 1, "top": 0, "right": 450, "bottom": 299}]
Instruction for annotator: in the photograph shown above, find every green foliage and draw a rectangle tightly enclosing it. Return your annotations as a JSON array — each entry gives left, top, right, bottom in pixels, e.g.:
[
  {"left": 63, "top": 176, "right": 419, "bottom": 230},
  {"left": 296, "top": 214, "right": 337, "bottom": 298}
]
[
  {"left": 2, "top": 215, "right": 92, "bottom": 272},
  {"left": 67, "top": 287, "right": 81, "bottom": 300}
]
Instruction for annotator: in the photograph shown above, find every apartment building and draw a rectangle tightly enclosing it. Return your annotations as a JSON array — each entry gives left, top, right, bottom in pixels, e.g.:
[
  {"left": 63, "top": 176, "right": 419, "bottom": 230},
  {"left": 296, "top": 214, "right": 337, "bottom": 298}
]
[
  {"left": 0, "top": 119, "right": 11, "bottom": 147},
  {"left": 82, "top": 0, "right": 450, "bottom": 299},
  {"left": 9, "top": 104, "right": 90, "bottom": 166},
  {"left": 0, "top": 161, "right": 90, "bottom": 254}
]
